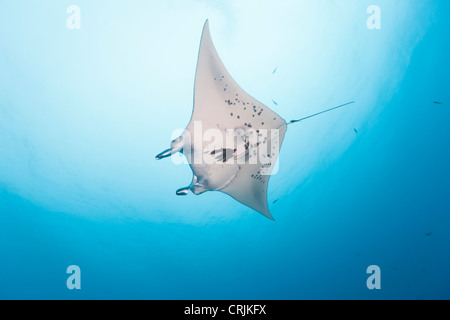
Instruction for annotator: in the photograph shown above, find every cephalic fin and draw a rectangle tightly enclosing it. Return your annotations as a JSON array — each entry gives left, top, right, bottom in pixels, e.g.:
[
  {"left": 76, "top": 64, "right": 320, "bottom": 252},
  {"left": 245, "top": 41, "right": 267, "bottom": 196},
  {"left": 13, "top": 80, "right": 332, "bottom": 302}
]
[{"left": 176, "top": 186, "right": 191, "bottom": 196}]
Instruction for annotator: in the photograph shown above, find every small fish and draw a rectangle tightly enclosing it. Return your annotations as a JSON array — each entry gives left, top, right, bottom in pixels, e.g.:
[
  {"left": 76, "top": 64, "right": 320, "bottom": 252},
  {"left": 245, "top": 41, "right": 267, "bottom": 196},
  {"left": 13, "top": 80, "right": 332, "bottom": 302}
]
[
  {"left": 272, "top": 99, "right": 278, "bottom": 106},
  {"left": 425, "top": 232, "right": 432, "bottom": 237},
  {"left": 354, "top": 128, "right": 358, "bottom": 134},
  {"left": 433, "top": 101, "right": 443, "bottom": 105},
  {"left": 272, "top": 67, "right": 278, "bottom": 74},
  {"left": 272, "top": 199, "right": 279, "bottom": 204}
]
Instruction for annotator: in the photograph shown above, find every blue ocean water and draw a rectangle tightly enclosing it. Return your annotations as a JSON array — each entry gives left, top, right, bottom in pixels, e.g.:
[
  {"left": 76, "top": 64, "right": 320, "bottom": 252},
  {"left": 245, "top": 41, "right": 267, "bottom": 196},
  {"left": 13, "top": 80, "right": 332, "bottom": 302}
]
[{"left": 0, "top": 1, "right": 449, "bottom": 299}]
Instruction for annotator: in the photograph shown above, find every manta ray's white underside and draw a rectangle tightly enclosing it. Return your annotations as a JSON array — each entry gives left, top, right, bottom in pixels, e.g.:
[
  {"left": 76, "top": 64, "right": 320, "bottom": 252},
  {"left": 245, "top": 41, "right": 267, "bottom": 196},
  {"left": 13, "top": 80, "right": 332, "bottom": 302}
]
[{"left": 157, "top": 20, "right": 288, "bottom": 220}]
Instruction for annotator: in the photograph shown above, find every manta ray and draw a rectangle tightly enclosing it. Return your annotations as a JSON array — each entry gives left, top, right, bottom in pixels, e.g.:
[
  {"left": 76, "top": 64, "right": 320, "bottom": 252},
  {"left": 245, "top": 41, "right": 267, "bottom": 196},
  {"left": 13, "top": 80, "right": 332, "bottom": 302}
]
[{"left": 156, "top": 20, "right": 353, "bottom": 220}]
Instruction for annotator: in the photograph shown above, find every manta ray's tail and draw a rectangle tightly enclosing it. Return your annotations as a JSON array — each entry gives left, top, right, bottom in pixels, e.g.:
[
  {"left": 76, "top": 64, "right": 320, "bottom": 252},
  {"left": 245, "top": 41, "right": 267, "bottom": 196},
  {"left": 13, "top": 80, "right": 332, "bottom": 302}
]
[{"left": 289, "top": 101, "right": 355, "bottom": 124}]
